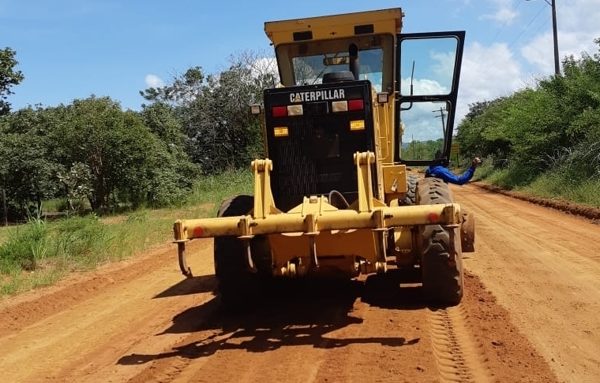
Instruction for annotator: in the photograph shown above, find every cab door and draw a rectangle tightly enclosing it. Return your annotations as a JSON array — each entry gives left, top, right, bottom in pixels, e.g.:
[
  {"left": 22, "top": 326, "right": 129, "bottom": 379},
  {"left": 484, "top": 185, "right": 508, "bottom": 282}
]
[{"left": 395, "top": 31, "right": 465, "bottom": 166}]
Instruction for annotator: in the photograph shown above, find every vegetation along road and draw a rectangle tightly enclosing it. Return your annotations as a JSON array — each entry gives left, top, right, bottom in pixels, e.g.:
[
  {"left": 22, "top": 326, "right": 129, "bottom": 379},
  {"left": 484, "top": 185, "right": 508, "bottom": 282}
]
[{"left": 0, "top": 184, "right": 598, "bottom": 383}]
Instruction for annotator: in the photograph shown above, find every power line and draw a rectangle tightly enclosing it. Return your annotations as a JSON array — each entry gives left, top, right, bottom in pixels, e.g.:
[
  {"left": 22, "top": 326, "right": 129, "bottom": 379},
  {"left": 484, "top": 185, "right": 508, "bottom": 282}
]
[
  {"left": 529, "top": 16, "right": 551, "bottom": 38},
  {"left": 491, "top": 0, "right": 524, "bottom": 44},
  {"left": 508, "top": 3, "right": 547, "bottom": 49}
]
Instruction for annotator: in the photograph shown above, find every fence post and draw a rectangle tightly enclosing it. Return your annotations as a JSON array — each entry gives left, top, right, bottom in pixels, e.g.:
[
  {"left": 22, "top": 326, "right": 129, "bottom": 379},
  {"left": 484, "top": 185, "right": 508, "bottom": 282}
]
[{"left": 2, "top": 188, "right": 7, "bottom": 226}]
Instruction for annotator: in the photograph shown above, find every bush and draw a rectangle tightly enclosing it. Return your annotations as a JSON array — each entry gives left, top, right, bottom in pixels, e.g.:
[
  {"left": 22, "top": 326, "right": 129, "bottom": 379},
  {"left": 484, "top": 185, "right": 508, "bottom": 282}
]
[{"left": 456, "top": 38, "right": 600, "bottom": 200}]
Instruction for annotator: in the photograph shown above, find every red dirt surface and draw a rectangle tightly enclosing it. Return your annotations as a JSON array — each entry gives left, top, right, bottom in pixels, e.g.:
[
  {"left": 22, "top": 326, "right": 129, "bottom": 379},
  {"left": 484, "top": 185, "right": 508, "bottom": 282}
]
[{"left": 1, "top": 185, "right": 597, "bottom": 382}]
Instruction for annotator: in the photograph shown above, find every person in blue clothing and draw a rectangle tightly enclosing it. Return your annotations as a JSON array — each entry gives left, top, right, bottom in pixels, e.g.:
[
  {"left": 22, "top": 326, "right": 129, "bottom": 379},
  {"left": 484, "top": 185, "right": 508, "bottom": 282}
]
[{"left": 426, "top": 156, "right": 482, "bottom": 185}]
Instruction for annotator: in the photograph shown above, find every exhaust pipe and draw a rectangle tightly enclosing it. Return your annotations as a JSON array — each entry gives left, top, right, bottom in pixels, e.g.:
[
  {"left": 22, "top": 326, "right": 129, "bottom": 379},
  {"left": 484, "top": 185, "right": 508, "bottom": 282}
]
[{"left": 349, "top": 43, "right": 359, "bottom": 80}]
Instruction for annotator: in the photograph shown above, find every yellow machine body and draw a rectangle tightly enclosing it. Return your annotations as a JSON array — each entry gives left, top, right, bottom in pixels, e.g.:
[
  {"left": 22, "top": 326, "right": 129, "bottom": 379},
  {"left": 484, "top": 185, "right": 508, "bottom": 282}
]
[{"left": 174, "top": 8, "right": 473, "bottom": 304}]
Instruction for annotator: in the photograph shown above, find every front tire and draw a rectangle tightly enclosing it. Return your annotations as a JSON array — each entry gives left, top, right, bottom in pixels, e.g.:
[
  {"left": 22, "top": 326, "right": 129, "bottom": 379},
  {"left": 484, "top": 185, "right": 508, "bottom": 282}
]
[
  {"left": 213, "top": 195, "right": 270, "bottom": 309},
  {"left": 416, "top": 178, "right": 464, "bottom": 306}
]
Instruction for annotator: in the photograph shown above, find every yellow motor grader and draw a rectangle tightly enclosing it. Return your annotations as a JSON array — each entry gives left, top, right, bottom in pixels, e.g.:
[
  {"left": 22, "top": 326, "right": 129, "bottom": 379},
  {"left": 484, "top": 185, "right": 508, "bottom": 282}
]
[{"left": 173, "top": 8, "right": 474, "bottom": 306}]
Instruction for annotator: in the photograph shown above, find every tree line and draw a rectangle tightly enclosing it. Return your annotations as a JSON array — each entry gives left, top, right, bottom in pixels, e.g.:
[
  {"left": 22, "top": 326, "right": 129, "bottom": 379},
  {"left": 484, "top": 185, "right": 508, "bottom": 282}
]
[
  {"left": 0, "top": 49, "right": 277, "bottom": 221},
  {"left": 3, "top": 37, "right": 599, "bottom": 220},
  {"left": 457, "top": 39, "right": 600, "bottom": 189}
]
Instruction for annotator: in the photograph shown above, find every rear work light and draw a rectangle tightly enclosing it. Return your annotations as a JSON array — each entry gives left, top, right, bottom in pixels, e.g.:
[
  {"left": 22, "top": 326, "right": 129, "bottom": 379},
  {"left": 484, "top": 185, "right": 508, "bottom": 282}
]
[
  {"left": 287, "top": 104, "right": 303, "bottom": 116},
  {"left": 331, "top": 100, "right": 348, "bottom": 112},
  {"left": 377, "top": 92, "right": 389, "bottom": 104},
  {"left": 250, "top": 104, "right": 262, "bottom": 115}
]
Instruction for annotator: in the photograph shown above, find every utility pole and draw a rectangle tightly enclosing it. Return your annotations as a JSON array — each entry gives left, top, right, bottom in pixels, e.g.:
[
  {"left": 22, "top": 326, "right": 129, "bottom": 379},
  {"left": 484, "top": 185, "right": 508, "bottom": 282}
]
[
  {"left": 1, "top": 188, "right": 7, "bottom": 227},
  {"left": 527, "top": 0, "right": 560, "bottom": 75},
  {"left": 550, "top": 0, "right": 560, "bottom": 76},
  {"left": 433, "top": 107, "right": 447, "bottom": 136}
]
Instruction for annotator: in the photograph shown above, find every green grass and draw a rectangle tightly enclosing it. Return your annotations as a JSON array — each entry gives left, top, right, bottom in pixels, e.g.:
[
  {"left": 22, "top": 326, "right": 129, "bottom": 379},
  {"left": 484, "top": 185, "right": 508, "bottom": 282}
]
[
  {"left": 520, "top": 173, "right": 600, "bottom": 208},
  {"left": 185, "top": 168, "right": 253, "bottom": 207},
  {"left": 0, "top": 225, "right": 16, "bottom": 246},
  {"left": 477, "top": 159, "right": 600, "bottom": 209},
  {"left": 41, "top": 198, "right": 67, "bottom": 213},
  {"left": 0, "top": 169, "right": 252, "bottom": 296}
]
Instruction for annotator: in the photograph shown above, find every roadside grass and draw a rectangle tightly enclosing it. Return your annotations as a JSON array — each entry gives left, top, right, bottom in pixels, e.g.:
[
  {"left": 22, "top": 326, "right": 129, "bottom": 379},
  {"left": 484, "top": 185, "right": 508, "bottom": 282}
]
[
  {"left": 7, "top": 162, "right": 594, "bottom": 297},
  {"left": 471, "top": 160, "right": 495, "bottom": 182},
  {"left": 519, "top": 173, "right": 600, "bottom": 208},
  {"left": 476, "top": 159, "right": 600, "bottom": 208},
  {"left": 0, "top": 225, "right": 16, "bottom": 246},
  {"left": 42, "top": 198, "right": 67, "bottom": 213},
  {"left": 0, "top": 169, "right": 252, "bottom": 296}
]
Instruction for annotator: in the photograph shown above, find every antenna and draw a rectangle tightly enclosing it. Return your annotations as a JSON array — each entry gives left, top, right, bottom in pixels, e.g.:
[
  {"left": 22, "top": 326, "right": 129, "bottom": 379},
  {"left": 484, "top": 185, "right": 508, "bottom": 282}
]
[{"left": 410, "top": 60, "right": 415, "bottom": 96}]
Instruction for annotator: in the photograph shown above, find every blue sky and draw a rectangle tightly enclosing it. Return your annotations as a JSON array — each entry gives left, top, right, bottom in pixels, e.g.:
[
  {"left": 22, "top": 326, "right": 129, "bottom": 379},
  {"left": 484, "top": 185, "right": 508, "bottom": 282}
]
[{"left": 1, "top": 0, "right": 598, "bottom": 118}]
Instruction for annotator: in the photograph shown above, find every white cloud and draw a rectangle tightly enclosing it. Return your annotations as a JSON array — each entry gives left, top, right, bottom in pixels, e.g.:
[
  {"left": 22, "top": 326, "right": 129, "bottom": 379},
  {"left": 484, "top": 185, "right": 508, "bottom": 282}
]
[
  {"left": 458, "top": 42, "right": 523, "bottom": 121},
  {"left": 481, "top": 0, "right": 519, "bottom": 25},
  {"left": 144, "top": 74, "right": 165, "bottom": 88},
  {"left": 521, "top": 0, "right": 600, "bottom": 74},
  {"left": 431, "top": 50, "right": 456, "bottom": 86},
  {"left": 402, "top": 77, "right": 449, "bottom": 95},
  {"left": 401, "top": 100, "right": 449, "bottom": 142}
]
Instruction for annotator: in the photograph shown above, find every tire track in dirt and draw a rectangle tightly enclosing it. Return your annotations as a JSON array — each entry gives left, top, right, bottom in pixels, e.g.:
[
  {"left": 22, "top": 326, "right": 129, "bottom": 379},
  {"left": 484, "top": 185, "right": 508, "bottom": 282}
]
[
  {"left": 120, "top": 272, "right": 556, "bottom": 383},
  {"left": 428, "top": 306, "right": 490, "bottom": 383},
  {"left": 453, "top": 184, "right": 600, "bottom": 383}
]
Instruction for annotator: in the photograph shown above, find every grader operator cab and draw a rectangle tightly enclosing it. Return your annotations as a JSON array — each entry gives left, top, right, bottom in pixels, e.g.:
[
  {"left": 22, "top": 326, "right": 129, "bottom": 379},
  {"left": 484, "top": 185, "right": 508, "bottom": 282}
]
[{"left": 173, "top": 8, "right": 474, "bottom": 307}]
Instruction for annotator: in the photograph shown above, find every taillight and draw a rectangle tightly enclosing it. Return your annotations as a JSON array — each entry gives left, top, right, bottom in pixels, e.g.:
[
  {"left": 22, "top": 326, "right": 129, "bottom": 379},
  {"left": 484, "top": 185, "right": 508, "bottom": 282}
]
[
  {"left": 348, "top": 99, "right": 364, "bottom": 111},
  {"left": 272, "top": 106, "right": 287, "bottom": 117}
]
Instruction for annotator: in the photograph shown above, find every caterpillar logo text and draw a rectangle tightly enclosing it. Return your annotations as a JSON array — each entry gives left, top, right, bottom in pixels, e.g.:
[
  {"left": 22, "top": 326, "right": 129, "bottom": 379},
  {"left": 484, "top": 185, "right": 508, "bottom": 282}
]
[{"left": 289, "top": 89, "right": 346, "bottom": 103}]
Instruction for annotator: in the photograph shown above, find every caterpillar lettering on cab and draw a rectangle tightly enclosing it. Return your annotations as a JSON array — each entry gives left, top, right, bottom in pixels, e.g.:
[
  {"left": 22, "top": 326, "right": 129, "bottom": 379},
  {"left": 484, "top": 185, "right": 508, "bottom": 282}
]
[{"left": 289, "top": 88, "right": 346, "bottom": 103}]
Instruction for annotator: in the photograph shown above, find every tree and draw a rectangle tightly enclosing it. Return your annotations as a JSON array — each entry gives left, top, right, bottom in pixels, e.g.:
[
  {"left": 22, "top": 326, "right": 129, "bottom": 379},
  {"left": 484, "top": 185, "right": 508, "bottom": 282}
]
[
  {"left": 140, "top": 102, "right": 199, "bottom": 204},
  {"left": 0, "top": 48, "right": 24, "bottom": 116},
  {"left": 57, "top": 162, "right": 93, "bottom": 213},
  {"left": 0, "top": 107, "right": 62, "bottom": 219},
  {"left": 47, "top": 96, "right": 192, "bottom": 211},
  {"left": 184, "top": 62, "right": 265, "bottom": 172},
  {"left": 140, "top": 51, "right": 278, "bottom": 174},
  {"left": 140, "top": 67, "right": 205, "bottom": 107}
]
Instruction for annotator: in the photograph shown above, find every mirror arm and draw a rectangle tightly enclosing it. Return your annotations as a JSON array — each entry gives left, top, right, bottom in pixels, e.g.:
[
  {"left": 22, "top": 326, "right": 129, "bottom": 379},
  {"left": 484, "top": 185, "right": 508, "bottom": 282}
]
[{"left": 400, "top": 101, "right": 413, "bottom": 111}]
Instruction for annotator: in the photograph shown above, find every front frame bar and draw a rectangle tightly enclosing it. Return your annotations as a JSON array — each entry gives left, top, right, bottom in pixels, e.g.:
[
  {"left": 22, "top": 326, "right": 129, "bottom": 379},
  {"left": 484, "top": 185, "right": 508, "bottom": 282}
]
[
  {"left": 174, "top": 203, "right": 460, "bottom": 241},
  {"left": 173, "top": 151, "right": 461, "bottom": 277}
]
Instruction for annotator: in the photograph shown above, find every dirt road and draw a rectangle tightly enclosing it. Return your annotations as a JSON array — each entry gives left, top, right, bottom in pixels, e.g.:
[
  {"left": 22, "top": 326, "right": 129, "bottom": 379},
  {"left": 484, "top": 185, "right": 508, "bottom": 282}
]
[{"left": 0, "top": 185, "right": 598, "bottom": 382}]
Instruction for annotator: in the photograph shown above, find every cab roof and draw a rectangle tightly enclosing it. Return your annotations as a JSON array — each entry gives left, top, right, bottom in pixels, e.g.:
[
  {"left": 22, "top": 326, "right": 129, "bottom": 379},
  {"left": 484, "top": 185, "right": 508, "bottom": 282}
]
[{"left": 264, "top": 8, "right": 403, "bottom": 46}]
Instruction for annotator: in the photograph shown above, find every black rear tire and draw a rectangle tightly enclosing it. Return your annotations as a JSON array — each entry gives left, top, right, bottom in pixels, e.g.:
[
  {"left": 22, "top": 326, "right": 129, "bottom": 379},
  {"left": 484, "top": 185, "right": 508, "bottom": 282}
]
[
  {"left": 400, "top": 173, "right": 418, "bottom": 205},
  {"left": 214, "top": 195, "right": 271, "bottom": 309},
  {"left": 416, "top": 178, "right": 463, "bottom": 306}
]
